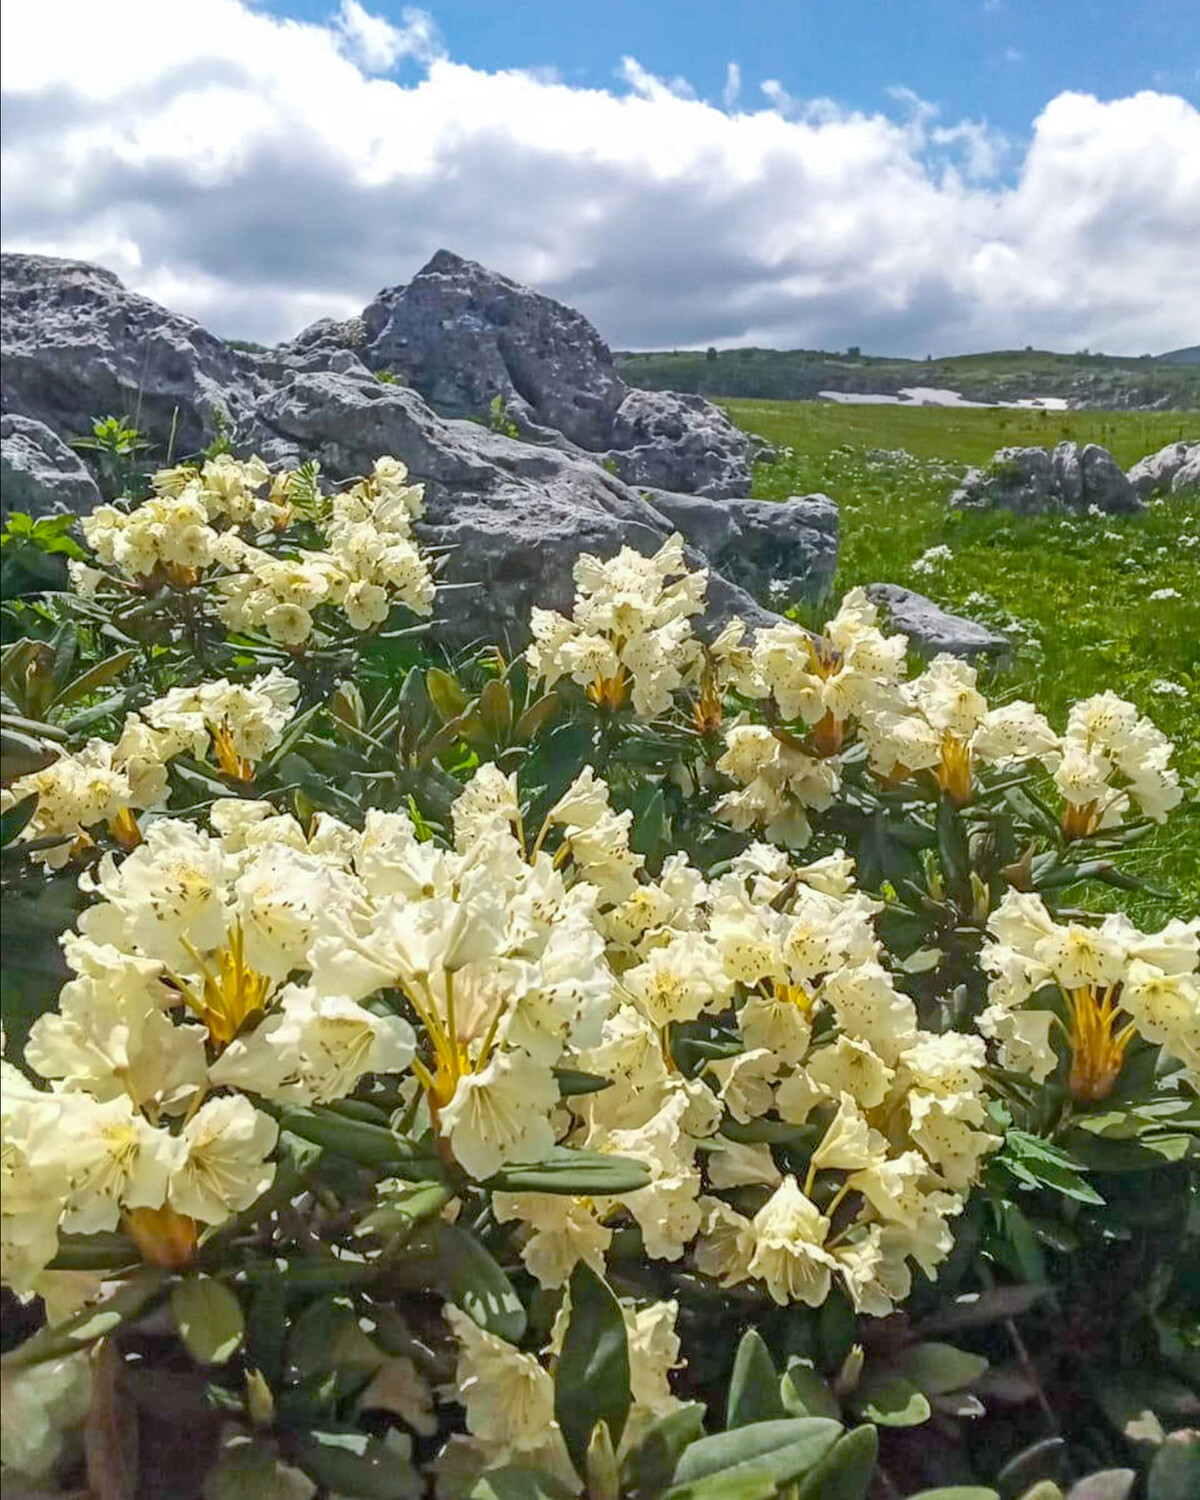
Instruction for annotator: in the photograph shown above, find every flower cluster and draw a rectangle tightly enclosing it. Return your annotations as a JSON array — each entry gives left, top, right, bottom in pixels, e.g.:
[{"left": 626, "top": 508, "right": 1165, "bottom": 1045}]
[
  {"left": 528, "top": 534, "right": 713, "bottom": 716},
  {"left": 217, "top": 457, "right": 434, "bottom": 644},
  {"left": 1, "top": 671, "right": 299, "bottom": 863},
  {"left": 492, "top": 777, "right": 998, "bottom": 1314},
  {"left": 711, "top": 587, "right": 1178, "bottom": 843},
  {"left": 979, "top": 891, "right": 1199, "bottom": 1099},
  {"left": 76, "top": 455, "right": 435, "bottom": 645},
  {"left": 2, "top": 803, "right": 420, "bottom": 1294}
]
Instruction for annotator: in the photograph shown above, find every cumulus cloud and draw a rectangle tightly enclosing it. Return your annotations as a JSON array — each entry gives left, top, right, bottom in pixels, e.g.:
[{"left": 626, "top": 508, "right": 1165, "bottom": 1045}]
[{"left": 1, "top": 0, "right": 1197, "bottom": 355}]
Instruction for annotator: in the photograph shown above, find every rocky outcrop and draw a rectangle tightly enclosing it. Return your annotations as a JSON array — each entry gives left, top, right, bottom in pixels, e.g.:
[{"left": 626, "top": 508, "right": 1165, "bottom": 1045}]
[
  {"left": 0, "top": 250, "right": 833, "bottom": 645},
  {"left": 605, "top": 389, "right": 752, "bottom": 498},
  {"left": 361, "top": 250, "right": 751, "bottom": 496},
  {"left": 865, "top": 584, "right": 1010, "bottom": 659},
  {"left": 1126, "top": 440, "right": 1200, "bottom": 498},
  {"left": 0, "top": 254, "right": 266, "bottom": 455},
  {"left": 951, "top": 441, "right": 1140, "bottom": 515},
  {"left": 643, "top": 488, "right": 838, "bottom": 611},
  {"left": 1, "top": 415, "right": 102, "bottom": 519},
  {"left": 245, "top": 367, "right": 778, "bottom": 649}
]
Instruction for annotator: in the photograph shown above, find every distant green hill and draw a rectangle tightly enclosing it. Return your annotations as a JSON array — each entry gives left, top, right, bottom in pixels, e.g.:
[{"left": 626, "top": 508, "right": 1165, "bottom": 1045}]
[
  {"left": 1155, "top": 345, "right": 1200, "bottom": 366},
  {"left": 616, "top": 345, "right": 1200, "bottom": 410}
]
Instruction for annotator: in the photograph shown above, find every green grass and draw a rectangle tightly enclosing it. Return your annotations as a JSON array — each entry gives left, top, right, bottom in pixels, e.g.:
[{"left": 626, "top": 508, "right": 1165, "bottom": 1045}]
[{"left": 723, "top": 399, "right": 1200, "bottom": 923}]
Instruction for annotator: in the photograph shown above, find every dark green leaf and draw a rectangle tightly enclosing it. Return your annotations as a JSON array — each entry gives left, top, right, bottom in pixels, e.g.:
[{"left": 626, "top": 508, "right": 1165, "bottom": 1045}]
[
  {"left": 487, "top": 1147, "right": 651, "bottom": 1196},
  {"left": 292, "top": 1429, "right": 422, "bottom": 1499},
  {"left": 780, "top": 1361, "right": 841, "bottom": 1422},
  {"left": 727, "top": 1329, "right": 785, "bottom": 1429},
  {"left": 671, "top": 1418, "right": 842, "bottom": 1490},
  {"left": 170, "top": 1276, "right": 245, "bottom": 1365},
  {"left": 394, "top": 1220, "right": 526, "bottom": 1343},
  {"left": 621, "top": 1404, "right": 707, "bottom": 1499},
  {"left": 469, "top": 1466, "right": 579, "bottom": 1500},
  {"left": 892, "top": 1343, "right": 990, "bottom": 1396},
  {"left": 1148, "top": 1433, "right": 1200, "bottom": 1500},
  {"left": 555, "top": 1262, "right": 632, "bottom": 1478},
  {"left": 851, "top": 1373, "right": 930, "bottom": 1427},
  {"left": 794, "top": 1424, "right": 878, "bottom": 1500},
  {"left": 996, "top": 1438, "right": 1065, "bottom": 1500}
]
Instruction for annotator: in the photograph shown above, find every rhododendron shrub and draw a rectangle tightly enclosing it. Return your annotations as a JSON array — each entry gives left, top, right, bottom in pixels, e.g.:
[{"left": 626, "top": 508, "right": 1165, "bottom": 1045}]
[{"left": 1, "top": 461, "right": 1195, "bottom": 1499}]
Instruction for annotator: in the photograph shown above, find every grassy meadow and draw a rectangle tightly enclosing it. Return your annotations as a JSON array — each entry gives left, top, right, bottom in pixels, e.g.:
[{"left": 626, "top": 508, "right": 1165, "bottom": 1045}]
[{"left": 724, "top": 398, "right": 1200, "bottom": 921}]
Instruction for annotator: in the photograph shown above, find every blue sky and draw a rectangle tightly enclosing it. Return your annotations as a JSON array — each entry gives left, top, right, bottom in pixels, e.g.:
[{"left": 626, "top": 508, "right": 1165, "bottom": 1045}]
[
  {"left": 259, "top": 0, "right": 1200, "bottom": 151},
  {"left": 3, "top": 0, "right": 1199, "bottom": 354}
]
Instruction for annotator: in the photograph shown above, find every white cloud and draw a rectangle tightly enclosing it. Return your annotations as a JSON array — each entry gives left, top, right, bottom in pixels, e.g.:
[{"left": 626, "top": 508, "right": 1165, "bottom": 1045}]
[
  {"left": 333, "top": 1, "right": 443, "bottom": 72},
  {"left": 1, "top": 0, "right": 1197, "bottom": 357}
]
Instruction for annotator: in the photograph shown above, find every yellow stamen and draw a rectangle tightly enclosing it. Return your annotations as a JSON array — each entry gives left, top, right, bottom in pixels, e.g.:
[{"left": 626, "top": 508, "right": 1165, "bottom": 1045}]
[
  {"left": 108, "top": 806, "right": 143, "bottom": 849},
  {"left": 1065, "top": 984, "right": 1135, "bottom": 1101},
  {"left": 935, "top": 732, "right": 974, "bottom": 807},
  {"left": 211, "top": 725, "right": 254, "bottom": 782},
  {"left": 178, "top": 926, "right": 272, "bottom": 1049}
]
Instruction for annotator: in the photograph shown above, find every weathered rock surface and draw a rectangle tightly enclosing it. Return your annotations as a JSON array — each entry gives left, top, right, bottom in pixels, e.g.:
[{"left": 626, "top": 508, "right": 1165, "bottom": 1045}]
[
  {"left": 865, "top": 584, "right": 1010, "bottom": 659},
  {"left": 1126, "top": 440, "right": 1200, "bottom": 498},
  {"left": 0, "top": 253, "right": 266, "bottom": 455},
  {"left": 363, "top": 249, "right": 627, "bottom": 448},
  {"left": 643, "top": 488, "right": 838, "bottom": 610},
  {"left": 1, "top": 415, "right": 102, "bottom": 519},
  {"left": 951, "top": 441, "right": 1140, "bottom": 515},
  {"left": 361, "top": 250, "right": 751, "bottom": 495},
  {"left": 606, "top": 389, "right": 752, "bottom": 498},
  {"left": 245, "top": 368, "right": 781, "bottom": 648},
  {"left": 1, "top": 250, "right": 831, "bottom": 645}
]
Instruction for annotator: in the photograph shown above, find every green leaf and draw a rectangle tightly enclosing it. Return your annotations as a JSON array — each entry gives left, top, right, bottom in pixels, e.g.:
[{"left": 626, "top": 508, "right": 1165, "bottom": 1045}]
[
  {"left": 1066, "top": 1473, "right": 1135, "bottom": 1500},
  {"left": 671, "top": 1418, "right": 842, "bottom": 1490},
  {"left": 3, "top": 1268, "right": 165, "bottom": 1369},
  {"left": 478, "top": 678, "right": 514, "bottom": 742},
  {"left": 621, "top": 1403, "right": 707, "bottom": 1499},
  {"left": 794, "top": 1424, "right": 878, "bottom": 1500},
  {"left": 727, "top": 1329, "right": 785, "bottom": 1429},
  {"left": 487, "top": 1146, "right": 651, "bottom": 1196},
  {"left": 1148, "top": 1432, "right": 1200, "bottom": 1500},
  {"left": 1067, "top": 1133, "right": 1192, "bottom": 1172},
  {"left": 516, "top": 691, "right": 560, "bottom": 742},
  {"left": 394, "top": 1220, "right": 526, "bottom": 1343},
  {"left": 892, "top": 1343, "right": 990, "bottom": 1396},
  {"left": 851, "top": 1373, "right": 930, "bottom": 1427},
  {"left": 426, "top": 667, "right": 468, "bottom": 723},
  {"left": 780, "top": 1360, "right": 841, "bottom": 1422},
  {"left": 996, "top": 1438, "right": 1065, "bottom": 1500},
  {"left": 630, "top": 787, "right": 666, "bottom": 858},
  {"left": 469, "top": 1466, "right": 580, "bottom": 1500},
  {"left": 555, "top": 1262, "right": 632, "bottom": 1478},
  {"left": 0, "top": 792, "right": 38, "bottom": 847},
  {"left": 292, "top": 1429, "right": 422, "bottom": 1500},
  {"left": 917, "top": 1284, "right": 1050, "bottom": 1335},
  {"left": 1089, "top": 1369, "right": 1200, "bottom": 1447},
  {"left": 203, "top": 1439, "right": 318, "bottom": 1500},
  {"left": 276, "top": 1105, "right": 440, "bottom": 1174},
  {"left": 552, "top": 1068, "right": 613, "bottom": 1097},
  {"left": 170, "top": 1276, "right": 246, "bottom": 1365},
  {"left": 50, "top": 648, "right": 138, "bottom": 711},
  {"left": 906, "top": 1491, "right": 1000, "bottom": 1500},
  {"left": 937, "top": 793, "right": 971, "bottom": 893}
]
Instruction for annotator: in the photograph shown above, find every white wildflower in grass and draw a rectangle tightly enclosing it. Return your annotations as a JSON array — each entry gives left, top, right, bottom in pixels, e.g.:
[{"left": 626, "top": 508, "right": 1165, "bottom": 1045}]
[
  {"left": 910, "top": 543, "right": 953, "bottom": 575},
  {"left": 1147, "top": 587, "right": 1182, "bottom": 602},
  {"left": 1149, "top": 679, "right": 1188, "bottom": 697}
]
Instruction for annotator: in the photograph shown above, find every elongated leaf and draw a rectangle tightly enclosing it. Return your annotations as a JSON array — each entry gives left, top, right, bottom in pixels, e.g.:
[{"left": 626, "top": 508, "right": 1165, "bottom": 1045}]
[
  {"left": 892, "top": 1343, "right": 989, "bottom": 1396},
  {"left": 553, "top": 1067, "right": 613, "bottom": 1097},
  {"left": 794, "top": 1424, "right": 878, "bottom": 1500},
  {"left": 996, "top": 1438, "right": 1065, "bottom": 1500},
  {"left": 276, "top": 1105, "right": 441, "bottom": 1174},
  {"left": 1067, "top": 1133, "right": 1192, "bottom": 1172},
  {"left": 917, "top": 1285, "right": 1050, "bottom": 1335},
  {"left": 672, "top": 1418, "right": 842, "bottom": 1489},
  {"left": 1148, "top": 1433, "right": 1200, "bottom": 1500},
  {"left": 478, "top": 678, "right": 513, "bottom": 742},
  {"left": 393, "top": 1220, "right": 526, "bottom": 1343},
  {"left": 1067, "top": 1473, "right": 1135, "bottom": 1500},
  {"left": 51, "top": 649, "right": 137, "bottom": 710},
  {"left": 727, "top": 1329, "right": 785, "bottom": 1429},
  {"left": 907, "top": 1491, "right": 999, "bottom": 1500},
  {"left": 516, "top": 691, "right": 560, "bottom": 742},
  {"left": 426, "top": 667, "right": 468, "bottom": 723},
  {"left": 3, "top": 1268, "right": 165, "bottom": 1370},
  {"left": 555, "top": 1262, "right": 631, "bottom": 1477},
  {"left": 487, "top": 1147, "right": 651, "bottom": 1196},
  {"left": 0, "top": 792, "right": 38, "bottom": 846}
]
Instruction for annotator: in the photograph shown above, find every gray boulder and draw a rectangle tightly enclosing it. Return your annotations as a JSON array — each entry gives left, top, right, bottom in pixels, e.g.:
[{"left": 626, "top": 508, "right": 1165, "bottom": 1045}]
[
  {"left": 1, "top": 415, "right": 102, "bottom": 519},
  {"left": 605, "top": 389, "right": 751, "bottom": 498},
  {"left": 865, "top": 584, "right": 1010, "bottom": 659},
  {"left": 0, "top": 253, "right": 266, "bottom": 456},
  {"left": 245, "top": 369, "right": 823, "bottom": 649},
  {"left": 360, "top": 249, "right": 752, "bottom": 495},
  {"left": 643, "top": 488, "right": 838, "bottom": 609},
  {"left": 952, "top": 441, "right": 1140, "bottom": 515},
  {"left": 1126, "top": 440, "right": 1200, "bottom": 498},
  {"left": 363, "top": 249, "right": 626, "bottom": 448}
]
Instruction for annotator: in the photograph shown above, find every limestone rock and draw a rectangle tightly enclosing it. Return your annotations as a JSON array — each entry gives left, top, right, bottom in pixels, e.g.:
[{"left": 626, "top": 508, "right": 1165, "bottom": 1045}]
[
  {"left": 1126, "top": 440, "right": 1200, "bottom": 498},
  {"left": 363, "top": 249, "right": 626, "bottom": 448},
  {"left": 951, "top": 441, "right": 1139, "bottom": 515},
  {"left": 0, "top": 253, "right": 266, "bottom": 455},
  {"left": 1, "top": 415, "right": 102, "bottom": 519},
  {"left": 246, "top": 369, "right": 802, "bottom": 649},
  {"left": 606, "top": 389, "right": 751, "bottom": 498},
  {"left": 865, "top": 584, "right": 1010, "bottom": 659},
  {"left": 643, "top": 488, "right": 838, "bottom": 609}
]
